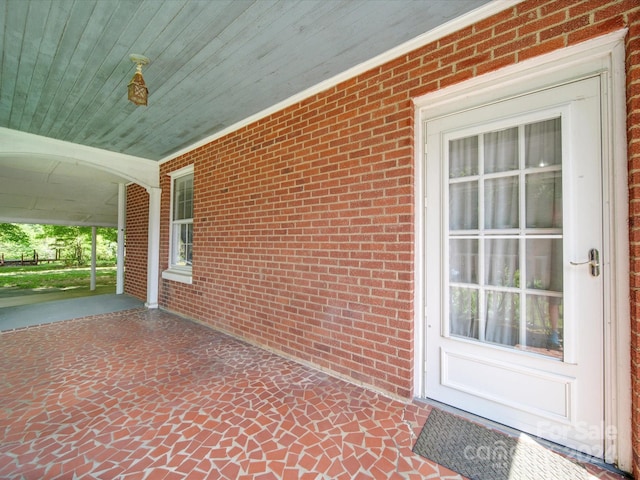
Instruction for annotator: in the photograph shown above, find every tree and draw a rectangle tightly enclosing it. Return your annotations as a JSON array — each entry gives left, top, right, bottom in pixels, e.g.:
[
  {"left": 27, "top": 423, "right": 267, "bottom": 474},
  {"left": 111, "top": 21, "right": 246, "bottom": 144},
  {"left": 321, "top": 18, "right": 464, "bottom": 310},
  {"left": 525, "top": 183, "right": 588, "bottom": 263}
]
[
  {"left": 39, "top": 225, "right": 117, "bottom": 266},
  {"left": 0, "top": 223, "right": 30, "bottom": 245},
  {"left": 0, "top": 224, "right": 31, "bottom": 258},
  {"left": 96, "top": 227, "right": 118, "bottom": 261},
  {"left": 0, "top": 224, "right": 117, "bottom": 266},
  {"left": 40, "top": 225, "right": 85, "bottom": 266}
]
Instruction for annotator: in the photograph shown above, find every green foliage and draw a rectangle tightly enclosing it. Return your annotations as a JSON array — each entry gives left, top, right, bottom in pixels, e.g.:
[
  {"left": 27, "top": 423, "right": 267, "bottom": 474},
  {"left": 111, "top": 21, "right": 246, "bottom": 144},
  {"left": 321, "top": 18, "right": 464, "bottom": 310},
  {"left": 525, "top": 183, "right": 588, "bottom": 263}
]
[
  {"left": 38, "top": 225, "right": 118, "bottom": 266},
  {"left": 98, "top": 227, "right": 118, "bottom": 244},
  {"left": 0, "top": 224, "right": 31, "bottom": 257},
  {"left": 1, "top": 224, "right": 117, "bottom": 266},
  {"left": 41, "top": 225, "right": 87, "bottom": 266}
]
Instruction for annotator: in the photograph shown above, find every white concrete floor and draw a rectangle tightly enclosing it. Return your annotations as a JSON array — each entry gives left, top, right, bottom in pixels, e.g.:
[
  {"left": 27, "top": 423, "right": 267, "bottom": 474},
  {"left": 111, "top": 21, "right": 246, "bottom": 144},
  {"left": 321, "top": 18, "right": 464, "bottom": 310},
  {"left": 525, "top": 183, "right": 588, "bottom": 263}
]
[{"left": 0, "top": 286, "right": 144, "bottom": 331}]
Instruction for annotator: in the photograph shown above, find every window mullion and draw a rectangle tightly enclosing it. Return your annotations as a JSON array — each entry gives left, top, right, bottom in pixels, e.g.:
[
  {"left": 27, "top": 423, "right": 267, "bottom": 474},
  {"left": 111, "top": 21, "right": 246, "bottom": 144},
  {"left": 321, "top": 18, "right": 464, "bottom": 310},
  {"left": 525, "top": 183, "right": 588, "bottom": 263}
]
[
  {"left": 518, "top": 124, "right": 527, "bottom": 347},
  {"left": 478, "top": 132, "right": 486, "bottom": 342}
]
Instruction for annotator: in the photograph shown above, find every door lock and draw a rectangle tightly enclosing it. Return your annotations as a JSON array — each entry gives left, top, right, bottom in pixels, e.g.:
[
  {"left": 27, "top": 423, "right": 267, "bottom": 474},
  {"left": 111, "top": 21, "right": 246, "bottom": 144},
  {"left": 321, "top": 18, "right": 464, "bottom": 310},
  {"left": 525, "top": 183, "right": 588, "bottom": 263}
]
[{"left": 570, "top": 248, "right": 600, "bottom": 277}]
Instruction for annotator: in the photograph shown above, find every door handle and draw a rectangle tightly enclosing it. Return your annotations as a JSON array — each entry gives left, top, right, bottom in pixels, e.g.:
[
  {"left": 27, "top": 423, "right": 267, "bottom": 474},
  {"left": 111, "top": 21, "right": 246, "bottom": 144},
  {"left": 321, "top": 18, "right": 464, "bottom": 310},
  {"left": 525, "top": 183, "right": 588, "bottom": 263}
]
[{"left": 570, "top": 248, "right": 600, "bottom": 277}]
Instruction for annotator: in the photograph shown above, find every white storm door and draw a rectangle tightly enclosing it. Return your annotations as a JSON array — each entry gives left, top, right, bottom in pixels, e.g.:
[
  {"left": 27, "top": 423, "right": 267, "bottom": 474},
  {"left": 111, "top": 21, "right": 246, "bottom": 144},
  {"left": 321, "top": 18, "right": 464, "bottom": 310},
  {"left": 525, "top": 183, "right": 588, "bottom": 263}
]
[{"left": 425, "top": 76, "right": 604, "bottom": 456}]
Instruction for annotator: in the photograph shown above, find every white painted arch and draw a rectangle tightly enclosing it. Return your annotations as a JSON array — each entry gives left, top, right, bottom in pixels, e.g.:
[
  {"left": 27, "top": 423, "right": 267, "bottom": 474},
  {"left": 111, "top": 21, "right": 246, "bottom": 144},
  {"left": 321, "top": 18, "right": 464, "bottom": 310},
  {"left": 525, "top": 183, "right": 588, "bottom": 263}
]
[
  {"left": 0, "top": 127, "right": 161, "bottom": 309},
  {"left": 0, "top": 127, "right": 158, "bottom": 189}
]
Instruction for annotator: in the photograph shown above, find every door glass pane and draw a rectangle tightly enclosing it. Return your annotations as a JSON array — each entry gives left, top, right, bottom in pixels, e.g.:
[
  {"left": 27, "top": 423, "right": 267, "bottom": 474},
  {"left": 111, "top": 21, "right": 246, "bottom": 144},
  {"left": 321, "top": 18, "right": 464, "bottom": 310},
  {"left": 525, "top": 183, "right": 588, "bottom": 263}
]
[
  {"left": 484, "top": 176, "right": 519, "bottom": 229},
  {"left": 525, "top": 294, "right": 563, "bottom": 358},
  {"left": 526, "top": 239, "right": 563, "bottom": 292},
  {"left": 525, "top": 238, "right": 563, "bottom": 358},
  {"left": 526, "top": 171, "right": 562, "bottom": 228},
  {"left": 485, "top": 239, "right": 519, "bottom": 287},
  {"left": 450, "top": 287, "right": 478, "bottom": 339},
  {"left": 450, "top": 182, "right": 478, "bottom": 230},
  {"left": 525, "top": 118, "right": 561, "bottom": 168},
  {"left": 449, "top": 136, "right": 478, "bottom": 178},
  {"left": 485, "top": 291, "right": 519, "bottom": 346},
  {"left": 485, "top": 127, "right": 518, "bottom": 173},
  {"left": 450, "top": 239, "right": 478, "bottom": 283}
]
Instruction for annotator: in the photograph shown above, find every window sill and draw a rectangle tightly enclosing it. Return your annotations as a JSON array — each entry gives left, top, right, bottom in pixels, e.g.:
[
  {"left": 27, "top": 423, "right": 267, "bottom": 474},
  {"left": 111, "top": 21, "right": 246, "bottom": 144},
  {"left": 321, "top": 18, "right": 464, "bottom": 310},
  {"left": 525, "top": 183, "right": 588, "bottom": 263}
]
[{"left": 162, "top": 268, "right": 192, "bottom": 285}]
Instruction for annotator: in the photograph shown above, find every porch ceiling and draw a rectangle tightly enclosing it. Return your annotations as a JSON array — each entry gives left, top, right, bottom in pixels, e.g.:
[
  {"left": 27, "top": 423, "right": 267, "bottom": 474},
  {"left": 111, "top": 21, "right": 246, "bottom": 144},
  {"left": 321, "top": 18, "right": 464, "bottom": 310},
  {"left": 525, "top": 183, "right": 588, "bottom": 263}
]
[{"left": 0, "top": 0, "right": 492, "bottom": 227}]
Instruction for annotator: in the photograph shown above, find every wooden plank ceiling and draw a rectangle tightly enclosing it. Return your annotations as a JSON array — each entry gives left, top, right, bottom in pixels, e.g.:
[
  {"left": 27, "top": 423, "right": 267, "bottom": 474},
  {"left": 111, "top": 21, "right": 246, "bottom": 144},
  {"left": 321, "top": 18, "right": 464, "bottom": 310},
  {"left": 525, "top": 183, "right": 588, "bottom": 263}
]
[{"left": 0, "top": 0, "right": 490, "bottom": 226}]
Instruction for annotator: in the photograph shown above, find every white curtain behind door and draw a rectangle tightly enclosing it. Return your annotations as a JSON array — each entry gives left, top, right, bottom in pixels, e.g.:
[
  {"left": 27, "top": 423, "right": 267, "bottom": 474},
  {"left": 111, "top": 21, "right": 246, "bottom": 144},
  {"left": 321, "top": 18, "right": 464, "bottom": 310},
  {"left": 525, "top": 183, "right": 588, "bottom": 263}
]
[{"left": 449, "top": 118, "right": 563, "bottom": 355}]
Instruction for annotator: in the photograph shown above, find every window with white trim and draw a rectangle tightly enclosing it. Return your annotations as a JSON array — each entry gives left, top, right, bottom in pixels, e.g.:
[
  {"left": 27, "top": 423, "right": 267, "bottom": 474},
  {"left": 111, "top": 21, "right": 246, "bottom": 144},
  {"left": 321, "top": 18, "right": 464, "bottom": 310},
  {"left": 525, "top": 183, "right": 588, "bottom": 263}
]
[{"left": 164, "top": 166, "right": 193, "bottom": 282}]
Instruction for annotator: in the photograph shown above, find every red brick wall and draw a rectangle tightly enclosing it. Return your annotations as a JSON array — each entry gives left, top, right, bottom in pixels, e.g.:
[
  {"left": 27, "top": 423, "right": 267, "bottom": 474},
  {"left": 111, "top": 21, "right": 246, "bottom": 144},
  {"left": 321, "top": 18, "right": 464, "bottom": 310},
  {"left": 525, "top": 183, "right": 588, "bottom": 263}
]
[
  {"left": 125, "top": 183, "right": 149, "bottom": 302},
  {"left": 627, "top": 0, "right": 640, "bottom": 475},
  {"left": 136, "top": 0, "right": 640, "bottom": 472}
]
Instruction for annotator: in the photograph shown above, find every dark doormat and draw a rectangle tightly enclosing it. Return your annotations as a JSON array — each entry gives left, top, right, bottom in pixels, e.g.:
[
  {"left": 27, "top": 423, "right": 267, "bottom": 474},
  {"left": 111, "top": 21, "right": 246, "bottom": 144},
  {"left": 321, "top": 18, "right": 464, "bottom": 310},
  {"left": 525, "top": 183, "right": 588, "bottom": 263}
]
[{"left": 413, "top": 408, "right": 592, "bottom": 480}]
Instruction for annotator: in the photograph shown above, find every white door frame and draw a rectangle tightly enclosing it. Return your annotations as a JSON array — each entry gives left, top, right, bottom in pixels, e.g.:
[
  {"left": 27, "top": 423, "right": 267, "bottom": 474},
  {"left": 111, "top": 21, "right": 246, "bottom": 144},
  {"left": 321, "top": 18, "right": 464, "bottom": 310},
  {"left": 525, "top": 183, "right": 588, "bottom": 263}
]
[{"left": 413, "top": 30, "right": 630, "bottom": 471}]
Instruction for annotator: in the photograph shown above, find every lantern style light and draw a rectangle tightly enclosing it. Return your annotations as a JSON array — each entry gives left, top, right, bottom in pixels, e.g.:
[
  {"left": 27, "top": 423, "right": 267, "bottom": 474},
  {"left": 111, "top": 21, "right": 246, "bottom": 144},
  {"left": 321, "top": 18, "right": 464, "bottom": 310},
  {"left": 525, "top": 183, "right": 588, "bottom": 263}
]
[{"left": 128, "top": 54, "right": 150, "bottom": 106}]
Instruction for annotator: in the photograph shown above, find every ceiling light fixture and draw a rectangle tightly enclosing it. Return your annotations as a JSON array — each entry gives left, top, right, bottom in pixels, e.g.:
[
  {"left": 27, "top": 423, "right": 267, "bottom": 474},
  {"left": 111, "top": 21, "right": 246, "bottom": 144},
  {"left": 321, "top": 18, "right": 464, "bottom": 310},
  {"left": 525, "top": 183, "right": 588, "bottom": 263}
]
[{"left": 128, "top": 54, "right": 150, "bottom": 106}]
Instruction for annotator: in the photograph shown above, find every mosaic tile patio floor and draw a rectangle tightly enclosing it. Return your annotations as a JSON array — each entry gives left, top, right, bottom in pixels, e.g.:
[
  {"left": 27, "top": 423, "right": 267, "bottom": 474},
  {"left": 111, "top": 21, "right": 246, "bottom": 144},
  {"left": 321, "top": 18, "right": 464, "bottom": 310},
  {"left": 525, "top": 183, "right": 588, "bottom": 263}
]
[{"left": 0, "top": 309, "right": 627, "bottom": 479}]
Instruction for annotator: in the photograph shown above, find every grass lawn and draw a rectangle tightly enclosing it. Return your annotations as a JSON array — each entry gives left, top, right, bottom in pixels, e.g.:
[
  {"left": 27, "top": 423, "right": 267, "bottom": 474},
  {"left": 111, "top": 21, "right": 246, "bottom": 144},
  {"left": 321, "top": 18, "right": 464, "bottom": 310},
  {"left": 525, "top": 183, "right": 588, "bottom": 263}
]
[{"left": 0, "top": 263, "right": 117, "bottom": 290}]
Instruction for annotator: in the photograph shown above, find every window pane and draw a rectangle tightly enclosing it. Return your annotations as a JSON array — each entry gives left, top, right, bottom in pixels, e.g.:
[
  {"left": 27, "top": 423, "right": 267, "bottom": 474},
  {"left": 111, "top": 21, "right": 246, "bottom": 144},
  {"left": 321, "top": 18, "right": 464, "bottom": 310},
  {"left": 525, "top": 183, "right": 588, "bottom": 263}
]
[
  {"left": 175, "top": 223, "right": 193, "bottom": 266},
  {"left": 450, "top": 239, "right": 478, "bottom": 284},
  {"left": 450, "top": 287, "right": 478, "bottom": 339},
  {"left": 485, "top": 291, "right": 519, "bottom": 346},
  {"left": 174, "top": 174, "right": 193, "bottom": 221},
  {"left": 484, "top": 127, "right": 518, "bottom": 173},
  {"left": 485, "top": 239, "right": 519, "bottom": 287},
  {"left": 449, "top": 181, "right": 478, "bottom": 230},
  {"left": 449, "top": 136, "right": 478, "bottom": 178},
  {"left": 525, "top": 118, "right": 561, "bottom": 168},
  {"left": 526, "top": 171, "right": 562, "bottom": 228},
  {"left": 526, "top": 239, "right": 562, "bottom": 292},
  {"left": 525, "top": 294, "right": 563, "bottom": 359},
  {"left": 484, "top": 176, "right": 518, "bottom": 229}
]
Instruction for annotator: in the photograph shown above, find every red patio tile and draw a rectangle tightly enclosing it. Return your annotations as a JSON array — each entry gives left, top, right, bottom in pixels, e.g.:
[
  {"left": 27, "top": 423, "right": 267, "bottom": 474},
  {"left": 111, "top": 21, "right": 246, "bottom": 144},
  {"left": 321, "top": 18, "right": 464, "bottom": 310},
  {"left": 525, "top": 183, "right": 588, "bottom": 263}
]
[
  {"left": 183, "top": 469, "right": 208, "bottom": 480},
  {"left": 0, "top": 309, "right": 626, "bottom": 480},
  {"left": 120, "top": 472, "right": 147, "bottom": 480},
  {"left": 219, "top": 461, "right": 241, "bottom": 479}
]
